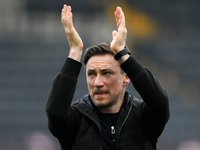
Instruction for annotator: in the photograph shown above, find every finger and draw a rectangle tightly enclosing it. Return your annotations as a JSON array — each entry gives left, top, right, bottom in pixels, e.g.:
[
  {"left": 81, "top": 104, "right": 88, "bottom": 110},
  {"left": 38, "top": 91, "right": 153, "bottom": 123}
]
[
  {"left": 115, "top": 7, "right": 122, "bottom": 20},
  {"left": 61, "top": 9, "right": 65, "bottom": 23},
  {"left": 61, "top": 5, "right": 67, "bottom": 21},
  {"left": 63, "top": 5, "right": 68, "bottom": 18},
  {"left": 114, "top": 11, "right": 120, "bottom": 28},
  {"left": 67, "top": 6, "right": 73, "bottom": 29},
  {"left": 112, "top": 30, "right": 118, "bottom": 39},
  {"left": 116, "top": 7, "right": 126, "bottom": 29},
  {"left": 67, "top": 5, "right": 71, "bottom": 15},
  {"left": 115, "top": 7, "right": 123, "bottom": 27}
]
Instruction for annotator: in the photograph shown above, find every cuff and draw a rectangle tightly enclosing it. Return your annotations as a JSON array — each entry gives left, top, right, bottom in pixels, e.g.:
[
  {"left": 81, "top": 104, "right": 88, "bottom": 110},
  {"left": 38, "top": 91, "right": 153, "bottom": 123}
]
[{"left": 60, "top": 57, "right": 82, "bottom": 79}]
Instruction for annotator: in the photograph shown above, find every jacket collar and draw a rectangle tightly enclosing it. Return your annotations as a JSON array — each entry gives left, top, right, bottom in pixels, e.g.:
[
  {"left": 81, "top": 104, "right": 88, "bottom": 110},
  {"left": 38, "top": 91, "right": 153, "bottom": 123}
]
[{"left": 76, "top": 91, "right": 131, "bottom": 113}]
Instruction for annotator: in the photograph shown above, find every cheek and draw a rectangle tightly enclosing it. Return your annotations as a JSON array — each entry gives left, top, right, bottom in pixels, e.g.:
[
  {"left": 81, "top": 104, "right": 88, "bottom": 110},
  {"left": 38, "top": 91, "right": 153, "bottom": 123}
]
[
  {"left": 87, "top": 78, "right": 94, "bottom": 89},
  {"left": 106, "top": 77, "right": 123, "bottom": 90}
]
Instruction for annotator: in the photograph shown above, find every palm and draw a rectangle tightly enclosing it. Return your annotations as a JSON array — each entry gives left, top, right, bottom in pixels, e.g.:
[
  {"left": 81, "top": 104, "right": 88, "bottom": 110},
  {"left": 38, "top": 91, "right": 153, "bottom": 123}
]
[
  {"left": 110, "top": 7, "right": 127, "bottom": 53},
  {"left": 61, "top": 5, "right": 83, "bottom": 51}
]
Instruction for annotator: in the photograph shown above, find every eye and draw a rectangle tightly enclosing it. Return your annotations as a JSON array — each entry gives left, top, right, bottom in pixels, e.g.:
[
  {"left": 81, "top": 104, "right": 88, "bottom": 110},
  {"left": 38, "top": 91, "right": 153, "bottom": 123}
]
[
  {"left": 88, "top": 73, "right": 94, "bottom": 76},
  {"left": 104, "top": 72, "right": 110, "bottom": 75},
  {"left": 103, "top": 71, "right": 112, "bottom": 76},
  {"left": 88, "top": 71, "right": 96, "bottom": 77}
]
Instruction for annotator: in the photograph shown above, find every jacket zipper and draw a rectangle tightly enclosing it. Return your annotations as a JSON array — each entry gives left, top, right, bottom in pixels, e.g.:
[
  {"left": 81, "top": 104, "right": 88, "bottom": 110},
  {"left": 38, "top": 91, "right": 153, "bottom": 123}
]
[{"left": 117, "top": 99, "right": 133, "bottom": 149}]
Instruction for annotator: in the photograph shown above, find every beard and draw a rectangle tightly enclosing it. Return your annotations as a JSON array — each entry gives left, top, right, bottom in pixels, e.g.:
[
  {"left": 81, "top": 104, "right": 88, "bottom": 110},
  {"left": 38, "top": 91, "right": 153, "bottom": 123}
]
[{"left": 92, "top": 89, "right": 123, "bottom": 111}]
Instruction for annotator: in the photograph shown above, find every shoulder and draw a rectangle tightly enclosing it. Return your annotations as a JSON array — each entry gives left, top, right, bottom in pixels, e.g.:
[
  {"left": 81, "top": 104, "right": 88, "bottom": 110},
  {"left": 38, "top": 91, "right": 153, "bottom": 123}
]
[
  {"left": 71, "top": 94, "right": 93, "bottom": 110},
  {"left": 128, "top": 93, "right": 146, "bottom": 115},
  {"left": 128, "top": 92, "right": 145, "bottom": 108}
]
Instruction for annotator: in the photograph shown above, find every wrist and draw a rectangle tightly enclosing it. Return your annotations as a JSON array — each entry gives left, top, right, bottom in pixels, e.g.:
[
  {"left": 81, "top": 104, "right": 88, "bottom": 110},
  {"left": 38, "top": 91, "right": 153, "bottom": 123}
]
[
  {"left": 118, "top": 54, "right": 130, "bottom": 64},
  {"left": 68, "top": 49, "right": 83, "bottom": 62}
]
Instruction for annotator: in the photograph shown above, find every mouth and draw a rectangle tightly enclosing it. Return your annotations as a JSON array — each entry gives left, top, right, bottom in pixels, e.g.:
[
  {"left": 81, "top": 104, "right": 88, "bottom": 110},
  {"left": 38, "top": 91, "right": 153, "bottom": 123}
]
[
  {"left": 94, "top": 93, "right": 108, "bottom": 100},
  {"left": 95, "top": 93, "right": 107, "bottom": 96},
  {"left": 94, "top": 91, "right": 109, "bottom": 96}
]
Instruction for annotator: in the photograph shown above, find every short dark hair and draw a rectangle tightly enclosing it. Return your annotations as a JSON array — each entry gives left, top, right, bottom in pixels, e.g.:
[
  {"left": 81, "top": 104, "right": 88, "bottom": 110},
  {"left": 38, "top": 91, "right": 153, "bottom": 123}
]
[{"left": 83, "top": 42, "right": 114, "bottom": 66}]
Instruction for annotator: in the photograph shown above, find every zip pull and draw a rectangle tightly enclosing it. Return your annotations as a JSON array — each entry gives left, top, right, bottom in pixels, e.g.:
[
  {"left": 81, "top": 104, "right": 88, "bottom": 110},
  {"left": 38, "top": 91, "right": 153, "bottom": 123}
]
[
  {"left": 111, "top": 126, "right": 115, "bottom": 142},
  {"left": 111, "top": 126, "right": 115, "bottom": 134}
]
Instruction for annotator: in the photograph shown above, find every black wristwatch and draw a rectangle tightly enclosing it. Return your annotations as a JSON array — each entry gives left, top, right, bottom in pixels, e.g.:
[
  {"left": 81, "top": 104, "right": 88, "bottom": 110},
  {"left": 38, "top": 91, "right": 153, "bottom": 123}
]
[{"left": 114, "top": 46, "right": 131, "bottom": 60}]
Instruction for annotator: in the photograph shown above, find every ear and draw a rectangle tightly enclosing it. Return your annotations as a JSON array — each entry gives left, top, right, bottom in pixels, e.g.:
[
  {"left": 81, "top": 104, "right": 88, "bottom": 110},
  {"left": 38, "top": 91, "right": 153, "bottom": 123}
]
[{"left": 123, "top": 74, "right": 130, "bottom": 86}]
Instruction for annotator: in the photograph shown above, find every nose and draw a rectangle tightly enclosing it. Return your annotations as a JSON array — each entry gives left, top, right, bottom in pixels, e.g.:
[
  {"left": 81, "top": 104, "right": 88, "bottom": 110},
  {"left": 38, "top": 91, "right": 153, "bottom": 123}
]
[{"left": 94, "top": 75, "right": 104, "bottom": 87}]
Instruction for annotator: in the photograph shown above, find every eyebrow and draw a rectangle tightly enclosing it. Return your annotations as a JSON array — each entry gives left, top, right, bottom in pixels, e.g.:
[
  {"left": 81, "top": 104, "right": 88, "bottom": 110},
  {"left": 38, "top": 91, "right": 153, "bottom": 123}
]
[
  {"left": 100, "top": 69, "right": 113, "bottom": 72},
  {"left": 87, "top": 69, "right": 95, "bottom": 72},
  {"left": 87, "top": 68, "right": 114, "bottom": 73},
  {"left": 88, "top": 67, "right": 113, "bottom": 71}
]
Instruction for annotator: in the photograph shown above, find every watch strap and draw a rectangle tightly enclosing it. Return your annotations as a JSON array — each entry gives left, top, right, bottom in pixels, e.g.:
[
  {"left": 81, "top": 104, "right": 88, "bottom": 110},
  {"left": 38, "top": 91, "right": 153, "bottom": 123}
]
[{"left": 114, "top": 46, "right": 131, "bottom": 60}]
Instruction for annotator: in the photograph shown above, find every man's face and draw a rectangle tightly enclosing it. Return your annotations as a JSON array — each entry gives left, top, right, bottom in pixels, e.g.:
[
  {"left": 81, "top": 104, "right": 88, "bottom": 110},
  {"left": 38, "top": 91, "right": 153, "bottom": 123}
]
[{"left": 86, "top": 54, "right": 129, "bottom": 112}]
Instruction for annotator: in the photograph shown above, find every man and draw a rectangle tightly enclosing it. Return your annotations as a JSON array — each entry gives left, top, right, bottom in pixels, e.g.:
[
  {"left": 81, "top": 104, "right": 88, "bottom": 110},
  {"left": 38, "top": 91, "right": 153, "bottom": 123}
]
[{"left": 46, "top": 4, "right": 170, "bottom": 150}]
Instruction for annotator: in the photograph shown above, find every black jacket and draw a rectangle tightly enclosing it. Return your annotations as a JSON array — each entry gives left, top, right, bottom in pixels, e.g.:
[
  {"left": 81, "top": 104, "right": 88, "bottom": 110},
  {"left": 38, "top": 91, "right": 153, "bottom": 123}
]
[{"left": 46, "top": 56, "right": 170, "bottom": 150}]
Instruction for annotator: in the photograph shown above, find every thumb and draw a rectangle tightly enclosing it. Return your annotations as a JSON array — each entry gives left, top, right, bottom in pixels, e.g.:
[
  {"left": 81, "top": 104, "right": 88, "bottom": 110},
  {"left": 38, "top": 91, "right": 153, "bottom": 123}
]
[{"left": 112, "top": 30, "right": 118, "bottom": 39}]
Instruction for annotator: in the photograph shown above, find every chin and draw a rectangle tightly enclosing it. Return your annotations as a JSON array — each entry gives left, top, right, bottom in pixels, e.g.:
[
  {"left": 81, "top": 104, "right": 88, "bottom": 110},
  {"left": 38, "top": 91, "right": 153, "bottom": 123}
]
[{"left": 94, "top": 100, "right": 112, "bottom": 109}]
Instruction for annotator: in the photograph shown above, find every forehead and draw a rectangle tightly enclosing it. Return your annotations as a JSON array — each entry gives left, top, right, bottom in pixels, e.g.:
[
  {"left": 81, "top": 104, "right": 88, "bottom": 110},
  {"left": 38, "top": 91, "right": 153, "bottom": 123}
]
[{"left": 86, "top": 54, "right": 120, "bottom": 70}]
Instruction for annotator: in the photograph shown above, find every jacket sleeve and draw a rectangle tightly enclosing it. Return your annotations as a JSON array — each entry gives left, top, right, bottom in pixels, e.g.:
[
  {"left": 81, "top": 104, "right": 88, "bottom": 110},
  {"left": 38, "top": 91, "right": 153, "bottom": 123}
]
[
  {"left": 121, "top": 56, "right": 170, "bottom": 138},
  {"left": 46, "top": 57, "right": 82, "bottom": 140}
]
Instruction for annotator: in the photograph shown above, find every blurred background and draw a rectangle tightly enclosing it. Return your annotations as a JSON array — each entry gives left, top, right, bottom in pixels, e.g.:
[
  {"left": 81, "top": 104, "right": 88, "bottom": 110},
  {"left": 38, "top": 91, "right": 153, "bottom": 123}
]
[{"left": 1, "top": 0, "right": 200, "bottom": 149}]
